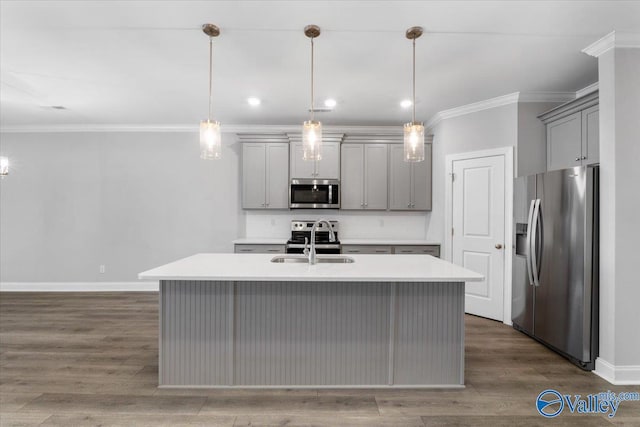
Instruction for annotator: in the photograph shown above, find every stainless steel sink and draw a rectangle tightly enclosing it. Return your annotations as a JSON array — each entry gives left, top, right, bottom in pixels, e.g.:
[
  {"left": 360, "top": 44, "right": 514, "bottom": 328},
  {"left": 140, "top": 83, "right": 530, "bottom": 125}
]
[{"left": 270, "top": 255, "right": 355, "bottom": 264}]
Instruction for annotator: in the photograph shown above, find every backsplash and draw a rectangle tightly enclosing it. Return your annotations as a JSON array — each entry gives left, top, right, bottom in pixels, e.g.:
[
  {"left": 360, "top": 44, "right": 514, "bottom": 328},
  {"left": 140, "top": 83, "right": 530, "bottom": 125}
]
[{"left": 244, "top": 211, "right": 430, "bottom": 240}]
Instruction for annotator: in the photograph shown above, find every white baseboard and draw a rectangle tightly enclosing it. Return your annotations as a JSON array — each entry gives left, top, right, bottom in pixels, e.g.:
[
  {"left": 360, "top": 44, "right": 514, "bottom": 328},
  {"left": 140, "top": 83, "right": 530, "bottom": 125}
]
[
  {"left": 0, "top": 282, "right": 159, "bottom": 292},
  {"left": 594, "top": 357, "right": 640, "bottom": 385}
]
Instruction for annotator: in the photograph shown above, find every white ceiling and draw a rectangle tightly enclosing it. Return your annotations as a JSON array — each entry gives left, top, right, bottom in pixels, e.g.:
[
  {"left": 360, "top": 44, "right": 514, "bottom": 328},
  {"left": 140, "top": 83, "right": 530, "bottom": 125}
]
[{"left": 1, "top": 1, "right": 639, "bottom": 128}]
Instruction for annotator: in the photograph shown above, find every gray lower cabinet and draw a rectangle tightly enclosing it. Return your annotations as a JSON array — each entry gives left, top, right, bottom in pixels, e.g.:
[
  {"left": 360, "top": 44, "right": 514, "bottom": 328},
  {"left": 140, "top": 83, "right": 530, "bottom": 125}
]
[
  {"left": 540, "top": 91, "right": 599, "bottom": 171},
  {"left": 242, "top": 143, "right": 289, "bottom": 209},
  {"left": 394, "top": 245, "right": 440, "bottom": 257},
  {"left": 342, "top": 244, "right": 440, "bottom": 257},
  {"left": 290, "top": 141, "right": 340, "bottom": 179},
  {"left": 342, "top": 245, "right": 393, "bottom": 255},
  {"left": 234, "top": 244, "right": 286, "bottom": 254},
  {"left": 389, "top": 144, "right": 432, "bottom": 211},
  {"left": 340, "top": 144, "right": 388, "bottom": 210}
]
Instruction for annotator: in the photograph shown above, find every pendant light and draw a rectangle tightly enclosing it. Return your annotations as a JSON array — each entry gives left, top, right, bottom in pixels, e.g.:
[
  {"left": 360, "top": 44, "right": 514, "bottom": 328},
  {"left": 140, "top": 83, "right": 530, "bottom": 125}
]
[
  {"left": 302, "top": 25, "right": 322, "bottom": 161},
  {"left": 403, "top": 26, "right": 425, "bottom": 162},
  {"left": 0, "top": 156, "right": 8, "bottom": 178},
  {"left": 200, "top": 24, "right": 222, "bottom": 160}
]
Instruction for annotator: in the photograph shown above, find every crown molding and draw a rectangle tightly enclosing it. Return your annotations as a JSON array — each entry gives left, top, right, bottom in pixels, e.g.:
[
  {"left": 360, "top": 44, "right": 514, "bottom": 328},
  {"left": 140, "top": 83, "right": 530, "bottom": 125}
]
[
  {"left": 582, "top": 31, "right": 640, "bottom": 58},
  {"left": 425, "top": 91, "right": 574, "bottom": 130},
  {"left": 518, "top": 91, "right": 575, "bottom": 103},
  {"left": 0, "top": 123, "right": 402, "bottom": 134},
  {"left": 576, "top": 82, "right": 599, "bottom": 98},
  {"left": 426, "top": 93, "right": 518, "bottom": 129}
]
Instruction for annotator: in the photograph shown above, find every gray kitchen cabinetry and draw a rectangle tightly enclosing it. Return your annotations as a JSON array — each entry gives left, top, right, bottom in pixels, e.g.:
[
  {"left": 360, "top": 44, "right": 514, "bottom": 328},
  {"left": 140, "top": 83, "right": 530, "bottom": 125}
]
[
  {"left": 342, "top": 245, "right": 393, "bottom": 255},
  {"left": 340, "top": 144, "right": 388, "bottom": 210},
  {"left": 539, "top": 91, "right": 599, "bottom": 172},
  {"left": 342, "top": 244, "right": 440, "bottom": 257},
  {"left": 242, "top": 142, "right": 289, "bottom": 209},
  {"left": 234, "top": 244, "right": 286, "bottom": 254},
  {"left": 394, "top": 245, "right": 440, "bottom": 257},
  {"left": 290, "top": 141, "right": 340, "bottom": 179},
  {"left": 389, "top": 143, "right": 432, "bottom": 211}
]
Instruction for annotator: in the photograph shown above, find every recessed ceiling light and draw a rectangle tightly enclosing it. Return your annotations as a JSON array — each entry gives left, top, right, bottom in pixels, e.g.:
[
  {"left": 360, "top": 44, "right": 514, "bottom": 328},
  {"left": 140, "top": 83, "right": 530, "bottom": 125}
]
[
  {"left": 247, "top": 97, "right": 261, "bottom": 106},
  {"left": 324, "top": 98, "right": 337, "bottom": 108},
  {"left": 400, "top": 99, "right": 412, "bottom": 109}
]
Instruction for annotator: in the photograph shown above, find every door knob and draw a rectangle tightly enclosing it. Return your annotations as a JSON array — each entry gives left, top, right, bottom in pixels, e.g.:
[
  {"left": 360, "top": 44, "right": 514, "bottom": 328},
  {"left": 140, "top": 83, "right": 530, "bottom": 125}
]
[{"left": 495, "top": 244, "right": 503, "bottom": 249}]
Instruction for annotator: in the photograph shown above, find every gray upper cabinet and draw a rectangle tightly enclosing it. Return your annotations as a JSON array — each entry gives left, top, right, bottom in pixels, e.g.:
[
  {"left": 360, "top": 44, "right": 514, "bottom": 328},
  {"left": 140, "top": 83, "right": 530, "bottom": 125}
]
[
  {"left": 365, "top": 144, "right": 389, "bottom": 209},
  {"left": 389, "top": 143, "right": 432, "bottom": 211},
  {"left": 582, "top": 105, "right": 599, "bottom": 165},
  {"left": 340, "top": 144, "right": 364, "bottom": 209},
  {"left": 547, "top": 111, "right": 582, "bottom": 171},
  {"left": 242, "top": 142, "right": 289, "bottom": 209},
  {"left": 540, "top": 91, "right": 599, "bottom": 172},
  {"left": 290, "top": 141, "right": 340, "bottom": 179},
  {"left": 340, "top": 144, "right": 388, "bottom": 210}
]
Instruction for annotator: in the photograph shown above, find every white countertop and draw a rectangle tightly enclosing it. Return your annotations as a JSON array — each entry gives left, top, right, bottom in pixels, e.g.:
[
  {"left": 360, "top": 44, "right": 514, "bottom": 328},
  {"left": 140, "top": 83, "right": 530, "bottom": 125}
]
[
  {"left": 233, "top": 238, "right": 440, "bottom": 246},
  {"left": 139, "top": 253, "right": 482, "bottom": 283}
]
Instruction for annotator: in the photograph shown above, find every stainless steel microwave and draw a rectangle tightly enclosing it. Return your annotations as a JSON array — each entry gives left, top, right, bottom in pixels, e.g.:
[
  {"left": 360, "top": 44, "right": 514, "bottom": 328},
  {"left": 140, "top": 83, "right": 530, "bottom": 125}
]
[{"left": 289, "top": 179, "right": 340, "bottom": 209}]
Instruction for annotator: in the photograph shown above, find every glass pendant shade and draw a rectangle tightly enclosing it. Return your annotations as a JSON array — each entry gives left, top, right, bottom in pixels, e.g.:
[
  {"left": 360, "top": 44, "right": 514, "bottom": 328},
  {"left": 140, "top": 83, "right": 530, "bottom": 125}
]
[
  {"left": 403, "top": 122, "right": 425, "bottom": 162},
  {"left": 199, "top": 120, "right": 222, "bottom": 160},
  {"left": 302, "top": 120, "right": 322, "bottom": 161},
  {"left": 0, "top": 156, "right": 8, "bottom": 176}
]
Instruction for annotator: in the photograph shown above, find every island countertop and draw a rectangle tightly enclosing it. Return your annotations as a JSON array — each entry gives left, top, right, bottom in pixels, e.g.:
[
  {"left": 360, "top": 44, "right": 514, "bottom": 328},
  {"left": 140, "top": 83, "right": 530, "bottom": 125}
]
[{"left": 138, "top": 253, "right": 483, "bottom": 282}]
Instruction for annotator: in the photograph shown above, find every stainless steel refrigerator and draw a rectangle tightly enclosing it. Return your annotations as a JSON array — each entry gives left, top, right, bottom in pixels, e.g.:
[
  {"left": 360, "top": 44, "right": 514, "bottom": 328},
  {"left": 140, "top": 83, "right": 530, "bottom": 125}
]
[{"left": 512, "top": 165, "right": 598, "bottom": 370}]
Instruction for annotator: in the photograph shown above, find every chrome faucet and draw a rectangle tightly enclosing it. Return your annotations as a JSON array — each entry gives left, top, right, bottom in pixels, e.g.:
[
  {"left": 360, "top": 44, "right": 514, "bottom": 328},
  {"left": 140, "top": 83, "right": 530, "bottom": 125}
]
[{"left": 308, "top": 219, "right": 336, "bottom": 265}]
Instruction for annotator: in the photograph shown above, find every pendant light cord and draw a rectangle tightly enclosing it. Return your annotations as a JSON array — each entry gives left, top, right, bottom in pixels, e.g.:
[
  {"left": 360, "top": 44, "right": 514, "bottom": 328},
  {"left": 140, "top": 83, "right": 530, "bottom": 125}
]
[
  {"left": 310, "top": 36, "right": 315, "bottom": 122},
  {"left": 412, "top": 37, "right": 416, "bottom": 124},
  {"left": 208, "top": 36, "right": 213, "bottom": 121}
]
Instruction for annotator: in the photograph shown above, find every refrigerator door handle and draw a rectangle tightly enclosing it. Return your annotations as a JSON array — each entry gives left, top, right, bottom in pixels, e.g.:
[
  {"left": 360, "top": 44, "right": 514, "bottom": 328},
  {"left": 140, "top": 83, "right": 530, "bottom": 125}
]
[
  {"left": 531, "top": 199, "right": 542, "bottom": 287},
  {"left": 525, "top": 199, "right": 536, "bottom": 286}
]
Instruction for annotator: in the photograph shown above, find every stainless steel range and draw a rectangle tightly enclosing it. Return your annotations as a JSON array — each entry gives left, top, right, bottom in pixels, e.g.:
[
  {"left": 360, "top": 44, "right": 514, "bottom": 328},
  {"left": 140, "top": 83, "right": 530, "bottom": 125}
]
[{"left": 285, "top": 220, "right": 340, "bottom": 254}]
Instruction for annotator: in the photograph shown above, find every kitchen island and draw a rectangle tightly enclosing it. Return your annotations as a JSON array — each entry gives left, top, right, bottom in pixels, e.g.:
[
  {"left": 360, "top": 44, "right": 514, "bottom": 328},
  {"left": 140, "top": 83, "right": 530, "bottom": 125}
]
[{"left": 139, "top": 253, "right": 482, "bottom": 388}]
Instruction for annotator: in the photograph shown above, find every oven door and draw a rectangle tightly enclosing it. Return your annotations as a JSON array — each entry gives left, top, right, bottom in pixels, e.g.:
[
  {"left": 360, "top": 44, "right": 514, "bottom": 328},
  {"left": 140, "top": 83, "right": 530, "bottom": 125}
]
[
  {"left": 285, "top": 244, "right": 341, "bottom": 254},
  {"left": 289, "top": 179, "right": 340, "bottom": 209}
]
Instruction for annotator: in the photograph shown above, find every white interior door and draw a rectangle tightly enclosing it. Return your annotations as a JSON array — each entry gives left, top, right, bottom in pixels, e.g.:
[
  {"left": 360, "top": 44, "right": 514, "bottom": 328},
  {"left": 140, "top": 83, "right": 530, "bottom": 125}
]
[{"left": 452, "top": 155, "right": 505, "bottom": 321}]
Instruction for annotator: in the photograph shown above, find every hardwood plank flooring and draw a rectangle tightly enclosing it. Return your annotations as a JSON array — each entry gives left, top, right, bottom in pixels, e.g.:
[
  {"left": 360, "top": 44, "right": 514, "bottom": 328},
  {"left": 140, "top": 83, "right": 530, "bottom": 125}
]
[{"left": 1, "top": 292, "right": 638, "bottom": 426}]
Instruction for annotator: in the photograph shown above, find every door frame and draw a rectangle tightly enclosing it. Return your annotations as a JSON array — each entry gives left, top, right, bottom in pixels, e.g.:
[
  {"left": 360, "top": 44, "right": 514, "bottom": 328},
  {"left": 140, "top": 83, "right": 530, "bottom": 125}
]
[{"left": 444, "top": 146, "right": 514, "bottom": 325}]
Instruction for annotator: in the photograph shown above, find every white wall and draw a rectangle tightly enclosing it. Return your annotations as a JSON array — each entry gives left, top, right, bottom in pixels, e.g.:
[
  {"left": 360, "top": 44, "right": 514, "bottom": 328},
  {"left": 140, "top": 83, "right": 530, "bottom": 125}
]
[
  {"left": 0, "top": 131, "right": 243, "bottom": 283},
  {"left": 597, "top": 46, "right": 640, "bottom": 379},
  {"left": 0, "top": 100, "right": 553, "bottom": 284},
  {"left": 517, "top": 102, "right": 560, "bottom": 177},
  {"left": 426, "top": 104, "right": 519, "bottom": 245},
  {"left": 244, "top": 210, "right": 429, "bottom": 240}
]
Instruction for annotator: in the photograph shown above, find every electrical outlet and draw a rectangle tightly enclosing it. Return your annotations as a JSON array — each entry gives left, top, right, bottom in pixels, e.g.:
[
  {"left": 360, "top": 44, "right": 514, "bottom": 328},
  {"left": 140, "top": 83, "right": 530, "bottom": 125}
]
[{"left": 99, "top": 265, "right": 105, "bottom": 274}]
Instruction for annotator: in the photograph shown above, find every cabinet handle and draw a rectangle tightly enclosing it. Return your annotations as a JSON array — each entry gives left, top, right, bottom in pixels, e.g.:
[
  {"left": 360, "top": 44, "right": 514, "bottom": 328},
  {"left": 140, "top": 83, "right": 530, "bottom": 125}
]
[
  {"left": 582, "top": 156, "right": 587, "bottom": 160},
  {"left": 575, "top": 157, "right": 581, "bottom": 162},
  {"left": 364, "top": 203, "right": 368, "bottom": 207},
  {"left": 407, "top": 203, "right": 411, "bottom": 208}
]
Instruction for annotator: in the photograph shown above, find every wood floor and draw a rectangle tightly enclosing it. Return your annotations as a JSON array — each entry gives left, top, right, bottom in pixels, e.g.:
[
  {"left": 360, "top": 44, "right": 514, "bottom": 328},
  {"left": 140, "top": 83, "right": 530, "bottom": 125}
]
[{"left": 0, "top": 292, "right": 638, "bottom": 426}]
